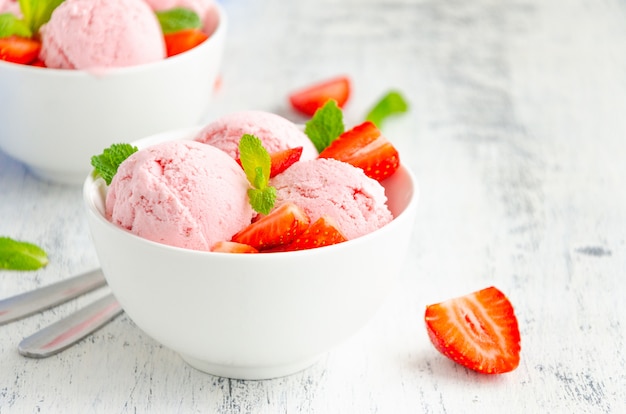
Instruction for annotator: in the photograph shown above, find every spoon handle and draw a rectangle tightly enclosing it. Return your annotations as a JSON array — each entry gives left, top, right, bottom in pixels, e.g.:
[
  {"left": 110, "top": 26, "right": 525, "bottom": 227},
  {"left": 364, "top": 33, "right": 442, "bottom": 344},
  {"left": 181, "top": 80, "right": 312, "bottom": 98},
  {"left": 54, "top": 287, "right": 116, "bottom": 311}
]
[
  {"left": 18, "top": 293, "right": 122, "bottom": 358},
  {"left": 0, "top": 268, "right": 106, "bottom": 325}
]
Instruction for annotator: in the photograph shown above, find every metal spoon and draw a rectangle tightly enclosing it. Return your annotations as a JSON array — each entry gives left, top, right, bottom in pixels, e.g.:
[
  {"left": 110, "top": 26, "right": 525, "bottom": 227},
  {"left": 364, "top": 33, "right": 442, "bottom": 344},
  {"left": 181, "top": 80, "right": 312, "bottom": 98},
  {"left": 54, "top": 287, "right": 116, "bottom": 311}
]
[
  {"left": 0, "top": 268, "right": 124, "bottom": 358},
  {"left": 0, "top": 268, "right": 107, "bottom": 325},
  {"left": 18, "top": 293, "right": 122, "bottom": 358}
]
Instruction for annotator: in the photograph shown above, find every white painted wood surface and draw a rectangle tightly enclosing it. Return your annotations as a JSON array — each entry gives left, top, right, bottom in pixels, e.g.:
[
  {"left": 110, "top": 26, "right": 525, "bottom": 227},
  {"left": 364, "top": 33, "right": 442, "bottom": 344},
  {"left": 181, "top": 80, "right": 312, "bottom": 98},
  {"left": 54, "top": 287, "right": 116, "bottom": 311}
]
[{"left": 1, "top": 0, "right": 625, "bottom": 412}]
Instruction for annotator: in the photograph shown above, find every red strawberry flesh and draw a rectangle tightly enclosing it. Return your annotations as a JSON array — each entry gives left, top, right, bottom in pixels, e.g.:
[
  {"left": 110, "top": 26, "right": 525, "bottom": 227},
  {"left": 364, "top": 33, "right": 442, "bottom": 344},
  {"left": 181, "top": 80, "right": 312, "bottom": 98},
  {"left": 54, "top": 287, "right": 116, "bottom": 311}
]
[
  {"left": 164, "top": 29, "right": 209, "bottom": 57},
  {"left": 289, "top": 75, "right": 351, "bottom": 117},
  {"left": 0, "top": 36, "right": 42, "bottom": 65},
  {"left": 269, "top": 216, "right": 347, "bottom": 252},
  {"left": 231, "top": 202, "right": 310, "bottom": 250},
  {"left": 236, "top": 146, "right": 303, "bottom": 178},
  {"left": 319, "top": 121, "right": 400, "bottom": 181},
  {"left": 424, "top": 286, "right": 521, "bottom": 374},
  {"left": 269, "top": 146, "right": 303, "bottom": 177}
]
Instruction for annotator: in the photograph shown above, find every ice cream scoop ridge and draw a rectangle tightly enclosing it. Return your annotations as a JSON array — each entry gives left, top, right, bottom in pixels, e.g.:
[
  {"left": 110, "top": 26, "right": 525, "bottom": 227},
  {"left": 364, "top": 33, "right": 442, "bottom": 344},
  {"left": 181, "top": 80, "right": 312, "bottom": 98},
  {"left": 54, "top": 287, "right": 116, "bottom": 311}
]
[{"left": 105, "top": 140, "right": 255, "bottom": 251}]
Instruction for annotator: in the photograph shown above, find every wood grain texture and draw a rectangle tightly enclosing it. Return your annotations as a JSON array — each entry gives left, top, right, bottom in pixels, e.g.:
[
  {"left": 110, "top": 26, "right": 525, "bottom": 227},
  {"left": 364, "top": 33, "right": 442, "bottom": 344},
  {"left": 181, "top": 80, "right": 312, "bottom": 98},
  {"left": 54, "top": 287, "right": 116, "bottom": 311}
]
[{"left": 1, "top": 0, "right": 625, "bottom": 412}]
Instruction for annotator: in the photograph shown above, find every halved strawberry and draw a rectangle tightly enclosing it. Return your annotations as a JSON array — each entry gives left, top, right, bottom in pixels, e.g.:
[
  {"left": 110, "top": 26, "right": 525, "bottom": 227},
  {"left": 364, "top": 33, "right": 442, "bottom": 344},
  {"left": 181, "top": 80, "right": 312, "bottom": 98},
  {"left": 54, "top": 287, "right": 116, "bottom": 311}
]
[
  {"left": 318, "top": 121, "right": 399, "bottom": 181},
  {"left": 163, "top": 29, "right": 209, "bottom": 57},
  {"left": 30, "top": 58, "right": 46, "bottom": 67},
  {"left": 236, "top": 146, "right": 303, "bottom": 178},
  {"left": 0, "top": 36, "right": 42, "bottom": 65},
  {"left": 424, "top": 286, "right": 521, "bottom": 374},
  {"left": 269, "top": 146, "right": 303, "bottom": 177},
  {"left": 231, "top": 202, "right": 310, "bottom": 250},
  {"left": 289, "top": 76, "right": 351, "bottom": 117},
  {"left": 271, "top": 216, "right": 347, "bottom": 252},
  {"left": 211, "top": 241, "right": 259, "bottom": 253}
]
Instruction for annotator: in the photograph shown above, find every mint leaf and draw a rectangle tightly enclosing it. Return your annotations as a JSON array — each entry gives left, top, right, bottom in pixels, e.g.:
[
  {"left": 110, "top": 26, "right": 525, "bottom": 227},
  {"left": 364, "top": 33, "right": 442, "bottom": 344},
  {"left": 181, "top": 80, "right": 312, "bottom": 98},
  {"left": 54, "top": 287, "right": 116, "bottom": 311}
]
[
  {"left": 250, "top": 166, "right": 267, "bottom": 189},
  {"left": 239, "top": 134, "right": 270, "bottom": 186},
  {"left": 156, "top": 7, "right": 202, "bottom": 34},
  {"left": 0, "top": 237, "right": 48, "bottom": 271},
  {"left": 304, "top": 99, "right": 344, "bottom": 153},
  {"left": 0, "top": 13, "right": 32, "bottom": 38},
  {"left": 238, "top": 134, "right": 276, "bottom": 214},
  {"left": 91, "top": 143, "right": 138, "bottom": 185},
  {"left": 365, "top": 90, "right": 409, "bottom": 128},
  {"left": 19, "top": 0, "right": 64, "bottom": 35},
  {"left": 247, "top": 187, "right": 276, "bottom": 216}
]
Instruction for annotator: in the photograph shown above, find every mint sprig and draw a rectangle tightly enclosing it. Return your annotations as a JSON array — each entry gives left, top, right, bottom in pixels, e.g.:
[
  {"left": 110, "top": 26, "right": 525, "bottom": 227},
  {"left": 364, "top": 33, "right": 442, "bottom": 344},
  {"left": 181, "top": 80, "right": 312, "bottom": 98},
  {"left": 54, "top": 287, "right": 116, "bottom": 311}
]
[
  {"left": 365, "top": 90, "right": 409, "bottom": 128},
  {"left": 238, "top": 134, "right": 276, "bottom": 215},
  {"left": 90, "top": 143, "right": 138, "bottom": 185},
  {"left": 304, "top": 99, "right": 345, "bottom": 153},
  {"left": 155, "top": 7, "right": 202, "bottom": 34},
  {"left": 0, "top": 13, "right": 32, "bottom": 38},
  {"left": 0, "top": 0, "right": 64, "bottom": 39},
  {"left": 0, "top": 237, "right": 48, "bottom": 271},
  {"left": 18, "top": 0, "right": 64, "bottom": 37}
]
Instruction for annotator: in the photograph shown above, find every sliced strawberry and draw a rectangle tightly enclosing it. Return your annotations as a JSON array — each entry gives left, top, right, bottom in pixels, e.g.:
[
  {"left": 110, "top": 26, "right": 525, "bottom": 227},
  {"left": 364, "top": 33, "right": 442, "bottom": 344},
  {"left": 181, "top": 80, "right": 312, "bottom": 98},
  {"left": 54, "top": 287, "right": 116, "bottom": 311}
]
[
  {"left": 231, "top": 202, "right": 310, "bottom": 250},
  {"left": 30, "top": 58, "right": 46, "bottom": 67},
  {"left": 318, "top": 121, "right": 399, "bottom": 181},
  {"left": 0, "top": 36, "right": 42, "bottom": 65},
  {"left": 289, "top": 75, "right": 351, "bottom": 117},
  {"left": 271, "top": 216, "right": 347, "bottom": 252},
  {"left": 163, "top": 29, "right": 209, "bottom": 57},
  {"left": 424, "top": 286, "right": 521, "bottom": 374},
  {"left": 236, "top": 146, "right": 303, "bottom": 178},
  {"left": 211, "top": 241, "right": 259, "bottom": 253},
  {"left": 269, "top": 146, "right": 303, "bottom": 177}
]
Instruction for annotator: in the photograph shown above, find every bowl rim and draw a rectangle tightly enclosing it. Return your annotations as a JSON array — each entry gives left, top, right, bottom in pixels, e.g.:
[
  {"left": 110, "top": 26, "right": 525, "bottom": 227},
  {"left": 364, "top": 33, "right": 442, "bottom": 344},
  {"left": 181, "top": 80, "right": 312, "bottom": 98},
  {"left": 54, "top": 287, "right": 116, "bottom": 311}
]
[
  {"left": 0, "top": 3, "right": 227, "bottom": 76},
  {"left": 83, "top": 128, "right": 420, "bottom": 260}
]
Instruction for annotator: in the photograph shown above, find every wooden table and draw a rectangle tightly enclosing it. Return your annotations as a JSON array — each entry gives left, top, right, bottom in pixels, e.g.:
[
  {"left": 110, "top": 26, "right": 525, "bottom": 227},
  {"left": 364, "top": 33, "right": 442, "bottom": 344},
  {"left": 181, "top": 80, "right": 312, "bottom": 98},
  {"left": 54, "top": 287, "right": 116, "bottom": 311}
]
[{"left": 1, "top": 0, "right": 625, "bottom": 412}]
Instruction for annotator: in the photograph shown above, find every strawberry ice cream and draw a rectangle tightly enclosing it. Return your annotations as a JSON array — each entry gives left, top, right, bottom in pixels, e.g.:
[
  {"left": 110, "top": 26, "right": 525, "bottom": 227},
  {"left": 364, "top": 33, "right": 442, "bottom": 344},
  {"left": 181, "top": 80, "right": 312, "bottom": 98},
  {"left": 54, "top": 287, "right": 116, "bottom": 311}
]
[
  {"left": 143, "top": 0, "right": 219, "bottom": 34},
  {"left": 0, "top": 0, "right": 20, "bottom": 16},
  {"left": 270, "top": 158, "right": 393, "bottom": 240},
  {"left": 106, "top": 140, "right": 255, "bottom": 251},
  {"left": 39, "top": 0, "right": 166, "bottom": 69},
  {"left": 194, "top": 111, "right": 319, "bottom": 162}
]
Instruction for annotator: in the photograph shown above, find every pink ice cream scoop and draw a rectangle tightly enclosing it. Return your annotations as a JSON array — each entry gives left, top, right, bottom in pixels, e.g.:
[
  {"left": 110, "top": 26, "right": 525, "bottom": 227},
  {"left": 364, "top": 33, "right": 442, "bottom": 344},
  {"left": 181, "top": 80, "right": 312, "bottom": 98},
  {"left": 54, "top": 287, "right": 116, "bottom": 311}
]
[
  {"left": 106, "top": 140, "right": 255, "bottom": 251},
  {"left": 0, "top": 0, "right": 20, "bottom": 16},
  {"left": 40, "top": 0, "right": 166, "bottom": 70},
  {"left": 194, "top": 111, "right": 319, "bottom": 162},
  {"left": 270, "top": 158, "right": 393, "bottom": 240},
  {"left": 143, "top": 0, "right": 219, "bottom": 34}
]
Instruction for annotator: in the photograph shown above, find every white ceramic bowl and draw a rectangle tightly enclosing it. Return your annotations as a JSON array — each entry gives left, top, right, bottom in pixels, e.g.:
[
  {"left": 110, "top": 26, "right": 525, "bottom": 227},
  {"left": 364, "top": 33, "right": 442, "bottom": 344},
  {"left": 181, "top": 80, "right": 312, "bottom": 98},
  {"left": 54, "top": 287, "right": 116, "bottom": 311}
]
[
  {"left": 83, "top": 128, "right": 419, "bottom": 380},
  {"left": 0, "top": 5, "right": 227, "bottom": 185}
]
